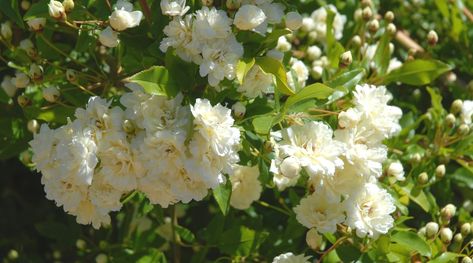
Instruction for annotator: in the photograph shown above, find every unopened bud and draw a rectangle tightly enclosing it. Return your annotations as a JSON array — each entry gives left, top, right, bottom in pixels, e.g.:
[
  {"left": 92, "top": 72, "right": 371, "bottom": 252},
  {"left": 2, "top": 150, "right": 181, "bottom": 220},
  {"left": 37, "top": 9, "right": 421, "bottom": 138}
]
[
  {"left": 48, "top": 0, "right": 66, "bottom": 19},
  {"left": 461, "top": 257, "right": 473, "bottom": 263},
  {"left": 7, "top": 249, "right": 19, "bottom": 260},
  {"left": 445, "top": 113, "right": 456, "bottom": 127},
  {"left": 413, "top": 89, "right": 421, "bottom": 100},
  {"left": 26, "top": 18, "right": 46, "bottom": 32},
  {"left": 352, "top": 35, "right": 362, "bottom": 46},
  {"left": 63, "top": 0, "right": 74, "bottom": 12},
  {"left": 263, "top": 140, "right": 274, "bottom": 153},
  {"left": 27, "top": 119, "right": 39, "bottom": 133},
  {"left": 425, "top": 222, "right": 439, "bottom": 239},
  {"left": 461, "top": 223, "right": 471, "bottom": 236},
  {"left": 95, "top": 253, "right": 108, "bottom": 263},
  {"left": 201, "top": 0, "right": 213, "bottom": 6},
  {"left": 306, "top": 228, "right": 323, "bottom": 251},
  {"left": 446, "top": 72, "right": 457, "bottom": 84},
  {"left": 440, "top": 227, "right": 453, "bottom": 244},
  {"left": 122, "top": 119, "right": 135, "bottom": 133},
  {"left": 20, "top": 150, "right": 32, "bottom": 165},
  {"left": 42, "top": 86, "right": 60, "bottom": 102},
  {"left": 367, "top": 19, "right": 379, "bottom": 34},
  {"left": 454, "top": 233, "right": 464, "bottom": 243},
  {"left": 29, "top": 64, "right": 43, "bottom": 81},
  {"left": 232, "top": 102, "right": 246, "bottom": 118},
  {"left": 280, "top": 156, "right": 301, "bottom": 178},
  {"left": 411, "top": 153, "right": 422, "bottom": 163},
  {"left": 21, "top": 0, "right": 31, "bottom": 10},
  {"left": 340, "top": 51, "right": 352, "bottom": 66},
  {"left": 435, "top": 164, "right": 446, "bottom": 179},
  {"left": 417, "top": 172, "right": 429, "bottom": 185},
  {"left": 354, "top": 9, "right": 362, "bottom": 21},
  {"left": 418, "top": 226, "right": 426, "bottom": 237},
  {"left": 76, "top": 239, "right": 86, "bottom": 250},
  {"left": 441, "top": 204, "right": 457, "bottom": 221},
  {"left": 386, "top": 23, "right": 396, "bottom": 35},
  {"left": 66, "top": 69, "right": 78, "bottom": 83},
  {"left": 384, "top": 11, "right": 395, "bottom": 22},
  {"left": 17, "top": 95, "right": 30, "bottom": 107},
  {"left": 362, "top": 7, "right": 372, "bottom": 20},
  {"left": 451, "top": 99, "right": 463, "bottom": 114},
  {"left": 361, "top": 0, "right": 372, "bottom": 7},
  {"left": 226, "top": 0, "right": 240, "bottom": 10},
  {"left": 458, "top": 124, "right": 470, "bottom": 136},
  {"left": 427, "top": 30, "right": 438, "bottom": 46}
]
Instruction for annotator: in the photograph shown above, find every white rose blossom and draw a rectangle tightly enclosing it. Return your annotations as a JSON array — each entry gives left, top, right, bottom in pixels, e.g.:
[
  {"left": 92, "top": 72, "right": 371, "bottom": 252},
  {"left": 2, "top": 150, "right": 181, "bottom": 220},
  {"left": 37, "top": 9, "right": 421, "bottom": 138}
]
[
  {"left": 237, "top": 65, "right": 273, "bottom": 98},
  {"left": 387, "top": 161, "right": 405, "bottom": 181},
  {"left": 233, "top": 5, "right": 267, "bottom": 31},
  {"left": 461, "top": 100, "right": 473, "bottom": 125},
  {"left": 229, "top": 165, "right": 262, "bottom": 210},
  {"left": 109, "top": 0, "right": 143, "bottom": 31},
  {"left": 160, "top": 0, "right": 190, "bottom": 17},
  {"left": 272, "top": 252, "right": 311, "bottom": 263}
]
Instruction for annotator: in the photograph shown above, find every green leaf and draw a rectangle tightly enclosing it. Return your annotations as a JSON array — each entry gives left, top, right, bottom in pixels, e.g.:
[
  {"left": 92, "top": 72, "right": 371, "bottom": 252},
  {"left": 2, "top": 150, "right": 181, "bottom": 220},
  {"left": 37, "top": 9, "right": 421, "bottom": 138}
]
[
  {"left": 252, "top": 114, "right": 275, "bottom": 135},
  {"left": 451, "top": 167, "right": 473, "bottom": 189},
  {"left": 23, "top": 106, "right": 74, "bottom": 124},
  {"left": 218, "top": 226, "right": 269, "bottom": 256},
  {"left": 429, "top": 252, "right": 462, "bottom": 263},
  {"left": 381, "top": 59, "right": 452, "bottom": 86},
  {"left": 372, "top": 34, "right": 392, "bottom": 75},
  {"left": 126, "top": 66, "right": 178, "bottom": 96},
  {"left": 213, "top": 179, "right": 232, "bottom": 216},
  {"left": 23, "top": 0, "right": 48, "bottom": 20},
  {"left": 336, "top": 244, "right": 361, "bottom": 262},
  {"left": 165, "top": 50, "right": 198, "bottom": 96},
  {"left": 256, "top": 57, "right": 294, "bottom": 96},
  {"left": 236, "top": 58, "right": 255, "bottom": 84},
  {"left": 175, "top": 225, "right": 196, "bottom": 243},
  {"left": 284, "top": 83, "right": 333, "bottom": 110},
  {"left": 261, "top": 29, "right": 292, "bottom": 49},
  {"left": 398, "top": 182, "right": 433, "bottom": 212},
  {"left": 326, "top": 68, "right": 366, "bottom": 90},
  {"left": 0, "top": 0, "right": 25, "bottom": 28},
  {"left": 137, "top": 250, "right": 167, "bottom": 263},
  {"left": 391, "top": 231, "right": 431, "bottom": 257}
]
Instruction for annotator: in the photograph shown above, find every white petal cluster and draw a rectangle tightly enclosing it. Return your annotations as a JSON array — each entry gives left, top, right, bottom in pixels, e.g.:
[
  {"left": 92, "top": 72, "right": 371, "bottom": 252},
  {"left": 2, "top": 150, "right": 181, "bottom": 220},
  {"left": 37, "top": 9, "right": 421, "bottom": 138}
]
[
  {"left": 237, "top": 65, "right": 273, "bottom": 98},
  {"left": 270, "top": 121, "right": 344, "bottom": 191},
  {"left": 306, "top": 5, "right": 346, "bottom": 41},
  {"left": 99, "top": 27, "right": 119, "bottom": 48},
  {"left": 387, "top": 161, "right": 405, "bottom": 181},
  {"left": 461, "top": 100, "right": 473, "bottom": 125},
  {"left": 272, "top": 252, "right": 311, "bottom": 263},
  {"left": 234, "top": 5, "right": 266, "bottom": 31},
  {"left": 239, "top": 0, "right": 286, "bottom": 34},
  {"left": 30, "top": 87, "right": 241, "bottom": 228},
  {"left": 229, "top": 165, "right": 262, "bottom": 210},
  {"left": 161, "top": 0, "right": 190, "bottom": 17},
  {"left": 26, "top": 18, "right": 46, "bottom": 31},
  {"left": 287, "top": 58, "right": 309, "bottom": 91}
]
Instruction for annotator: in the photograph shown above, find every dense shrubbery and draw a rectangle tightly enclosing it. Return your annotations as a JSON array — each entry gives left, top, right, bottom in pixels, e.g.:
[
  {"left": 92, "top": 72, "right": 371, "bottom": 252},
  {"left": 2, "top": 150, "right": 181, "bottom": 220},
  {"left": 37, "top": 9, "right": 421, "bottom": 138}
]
[{"left": 1, "top": 0, "right": 473, "bottom": 262}]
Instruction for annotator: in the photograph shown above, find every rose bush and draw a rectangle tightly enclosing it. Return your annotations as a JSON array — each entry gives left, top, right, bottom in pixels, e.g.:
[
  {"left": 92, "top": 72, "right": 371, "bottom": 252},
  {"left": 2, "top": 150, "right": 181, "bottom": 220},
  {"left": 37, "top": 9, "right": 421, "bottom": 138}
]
[{"left": 1, "top": 0, "right": 473, "bottom": 262}]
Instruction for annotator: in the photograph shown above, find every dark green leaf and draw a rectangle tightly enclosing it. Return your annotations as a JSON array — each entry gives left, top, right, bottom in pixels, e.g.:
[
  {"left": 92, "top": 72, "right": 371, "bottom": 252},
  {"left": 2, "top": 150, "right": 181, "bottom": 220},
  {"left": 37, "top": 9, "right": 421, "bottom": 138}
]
[
  {"left": 381, "top": 59, "right": 452, "bottom": 86},
  {"left": 256, "top": 57, "right": 294, "bottom": 96},
  {"left": 127, "top": 66, "right": 178, "bottom": 96},
  {"left": 391, "top": 231, "right": 431, "bottom": 257},
  {"left": 284, "top": 83, "right": 333, "bottom": 110},
  {"left": 213, "top": 179, "right": 232, "bottom": 216}
]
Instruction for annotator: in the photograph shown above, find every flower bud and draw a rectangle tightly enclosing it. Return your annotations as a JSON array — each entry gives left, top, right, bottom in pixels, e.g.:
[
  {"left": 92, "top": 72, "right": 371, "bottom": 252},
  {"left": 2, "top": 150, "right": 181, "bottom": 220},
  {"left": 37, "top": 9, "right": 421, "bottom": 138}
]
[
  {"left": 441, "top": 204, "right": 457, "bottom": 221},
  {"left": 411, "top": 153, "right": 422, "bottom": 163},
  {"left": 427, "top": 30, "right": 438, "bottom": 46},
  {"left": 20, "top": 150, "right": 32, "bottom": 165},
  {"left": 280, "top": 156, "right": 301, "bottom": 178},
  {"left": 48, "top": 0, "right": 66, "bottom": 19},
  {"left": 234, "top": 5, "right": 266, "bottom": 31},
  {"left": 95, "top": 253, "right": 108, "bottom": 263},
  {"left": 425, "top": 222, "right": 439, "bottom": 239},
  {"left": 276, "top": 36, "right": 291, "bottom": 52},
  {"left": 1, "top": 21, "right": 12, "bottom": 40},
  {"left": 445, "top": 113, "right": 456, "bottom": 127},
  {"left": 417, "top": 172, "right": 428, "bottom": 185},
  {"left": 27, "top": 18, "right": 46, "bottom": 32},
  {"left": 109, "top": 8, "right": 143, "bottom": 32},
  {"left": 63, "top": 0, "right": 74, "bottom": 12},
  {"left": 354, "top": 9, "right": 362, "bottom": 21},
  {"left": 19, "top": 39, "right": 36, "bottom": 57},
  {"left": 232, "top": 102, "right": 246, "bottom": 118},
  {"left": 451, "top": 99, "right": 463, "bottom": 114},
  {"left": 76, "top": 239, "right": 86, "bottom": 250},
  {"left": 226, "top": 0, "right": 241, "bottom": 10},
  {"left": 306, "top": 45, "right": 322, "bottom": 61},
  {"left": 306, "top": 229, "right": 323, "bottom": 251},
  {"left": 384, "top": 11, "right": 395, "bottom": 22},
  {"left": 42, "top": 86, "right": 60, "bottom": 102},
  {"left": 413, "top": 89, "right": 421, "bottom": 100},
  {"left": 388, "top": 161, "right": 405, "bottom": 181},
  {"left": 461, "top": 257, "right": 473, "bottom": 263},
  {"left": 29, "top": 64, "right": 43, "bottom": 81},
  {"left": 122, "top": 119, "right": 135, "bottom": 133},
  {"left": 340, "top": 51, "right": 352, "bottom": 66},
  {"left": 263, "top": 140, "right": 274, "bottom": 153},
  {"left": 1, "top": 76, "right": 17, "bottom": 97},
  {"left": 66, "top": 69, "right": 78, "bottom": 83},
  {"left": 99, "top": 26, "right": 120, "bottom": 48},
  {"left": 27, "top": 119, "right": 39, "bottom": 133},
  {"left": 454, "top": 233, "right": 463, "bottom": 243},
  {"left": 440, "top": 227, "right": 453, "bottom": 244},
  {"left": 418, "top": 226, "right": 426, "bottom": 237},
  {"left": 361, "top": 0, "right": 372, "bottom": 7},
  {"left": 461, "top": 223, "right": 471, "bottom": 236},
  {"left": 7, "top": 249, "right": 19, "bottom": 260},
  {"left": 352, "top": 35, "right": 362, "bottom": 46},
  {"left": 53, "top": 250, "right": 61, "bottom": 259},
  {"left": 12, "top": 72, "right": 30, "bottom": 88},
  {"left": 311, "top": 65, "right": 323, "bottom": 80},
  {"left": 445, "top": 72, "right": 457, "bottom": 84},
  {"left": 362, "top": 7, "right": 372, "bottom": 20},
  {"left": 386, "top": 23, "right": 396, "bottom": 35},
  {"left": 201, "top": 0, "right": 213, "bottom": 6},
  {"left": 435, "top": 164, "right": 446, "bottom": 179},
  {"left": 21, "top": 0, "right": 31, "bottom": 10},
  {"left": 285, "top": 11, "right": 303, "bottom": 30},
  {"left": 17, "top": 95, "right": 30, "bottom": 107},
  {"left": 367, "top": 19, "right": 379, "bottom": 34},
  {"left": 458, "top": 124, "right": 470, "bottom": 136}
]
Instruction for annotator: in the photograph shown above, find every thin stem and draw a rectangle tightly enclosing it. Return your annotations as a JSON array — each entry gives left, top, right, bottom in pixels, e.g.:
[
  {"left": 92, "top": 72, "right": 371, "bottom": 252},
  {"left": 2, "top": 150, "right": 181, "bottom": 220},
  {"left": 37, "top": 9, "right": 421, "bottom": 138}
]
[
  {"left": 317, "top": 236, "right": 349, "bottom": 263},
  {"left": 171, "top": 206, "right": 181, "bottom": 263},
  {"left": 75, "top": 84, "right": 98, "bottom": 96},
  {"left": 256, "top": 200, "right": 291, "bottom": 216},
  {"left": 120, "top": 190, "right": 137, "bottom": 204},
  {"left": 138, "top": 0, "right": 152, "bottom": 23}
]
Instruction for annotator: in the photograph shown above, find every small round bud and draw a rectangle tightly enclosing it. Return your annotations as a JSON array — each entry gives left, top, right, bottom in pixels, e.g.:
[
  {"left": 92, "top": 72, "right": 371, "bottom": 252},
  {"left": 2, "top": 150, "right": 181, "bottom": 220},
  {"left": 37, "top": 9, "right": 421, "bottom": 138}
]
[
  {"left": 354, "top": 9, "right": 362, "bottom": 21},
  {"left": 27, "top": 119, "right": 39, "bottom": 133},
  {"left": 201, "top": 0, "right": 213, "bottom": 6},
  {"left": 29, "top": 63, "right": 43, "bottom": 81},
  {"left": 445, "top": 72, "right": 457, "bottom": 84},
  {"left": 386, "top": 23, "right": 397, "bottom": 35},
  {"left": 21, "top": 0, "right": 31, "bottom": 10},
  {"left": 367, "top": 19, "right": 379, "bottom": 34},
  {"left": 48, "top": 0, "right": 66, "bottom": 20},
  {"left": 95, "top": 253, "right": 108, "bottom": 263},
  {"left": 226, "top": 0, "right": 240, "bottom": 10},
  {"left": 425, "top": 222, "right": 439, "bottom": 239},
  {"left": 76, "top": 239, "right": 86, "bottom": 250},
  {"left": 451, "top": 99, "right": 463, "bottom": 114},
  {"left": 361, "top": 0, "right": 372, "bottom": 7},
  {"left": 418, "top": 226, "right": 426, "bottom": 237},
  {"left": 413, "top": 89, "right": 421, "bottom": 100},
  {"left": 98, "top": 241, "right": 108, "bottom": 250},
  {"left": 362, "top": 7, "right": 373, "bottom": 20},
  {"left": 461, "top": 257, "right": 473, "bottom": 263},
  {"left": 461, "top": 223, "right": 471, "bottom": 236},
  {"left": 440, "top": 227, "right": 453, "bottom": 244},
  {"left": 122, "top": 119, "right": 135, "bottom": 133},
  {"left": 458, "top": 124, "right": 470, "bottom": 136},
  {"left": 454, "top": 233, "right": 463, "bottom": 243},
  {"left": 63, "top": 0, "right": 74, "bottom": 12},
  {"left": 42, "top": 86, "right": 60, "bottom": 102},
  {"left": 435, "top": 164, "right": 446, "bottom": 179},
  {"left": 384, "top": 11, "right": 395, "bottom": 22},
  {"left": 8, "top": 249, "right": 19, "bottom": 260},
  {"left": 388, "top": 161, "right": 405, "bottom": 181},
  {"left": 53, "top": 250, "right": 61, "bottom": 259},
  {"left": 263, "top": 140, "right": 274, "bottom": 153},
  {"left": 26, "top": 18, "right": 46, "bottom": 32},
  {"left": 17, "top": 95, "right": 30, "bottom": 107},
  {"left": 232, "top": 102, "right": 246, "bottom": 119},
  {"left": 411, "top": 153, "right": 422, "bottom": 163},
  {"left": 66, "top": 69, "right": 78, "bottom": 83},
  {"left": 445, "top": 113, "right": 456, "bottom": 127},
  {"left": 306, "top": 228, "right": 323, "bottom": 251},
  {"left": 280, "top": 156, "right": 301, "bottom": 178},
  {"left": 285, "top": 11, "right": 303, "bottom": 30},
  {"left": 351, "top": 35, "right": 362, "bottom": 47},
  {"left": 20, "top": 150, "right": 32, "bottom": 165},
  {"left": 441, "top": 204, "right": 457, "bottom": 221},
  {"left": 417, "top": 172, "right": 429, "bottom": 185},
  {"left": 306, "top": 46, "right": 322, "bottom": 61},
  {"left": 340, "top": 51, "right": 353, "bottom": 66},
  {"left": 427, "top": 30, "right": 438, "bottom": 46}
]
